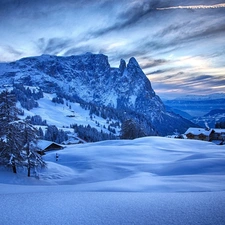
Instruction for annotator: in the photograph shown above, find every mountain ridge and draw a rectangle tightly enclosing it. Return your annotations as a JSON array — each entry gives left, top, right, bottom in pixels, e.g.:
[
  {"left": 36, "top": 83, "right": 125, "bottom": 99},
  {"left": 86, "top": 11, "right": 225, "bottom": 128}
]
[{"left": 0, "top": 53, "right": 195, "bottom": 135}]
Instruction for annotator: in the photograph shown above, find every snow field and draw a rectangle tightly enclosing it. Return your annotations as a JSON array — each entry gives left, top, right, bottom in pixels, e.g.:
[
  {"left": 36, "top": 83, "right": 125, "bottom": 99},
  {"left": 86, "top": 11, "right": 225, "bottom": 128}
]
[
  {"left": 0, "top": 191, "right": 225, "bottom": 225},
  {"left": 1, "top": 137, "right": 225, "bottom": 192},
  {"left": 1, "top": 137, "right": 225, "bottom": 224}
]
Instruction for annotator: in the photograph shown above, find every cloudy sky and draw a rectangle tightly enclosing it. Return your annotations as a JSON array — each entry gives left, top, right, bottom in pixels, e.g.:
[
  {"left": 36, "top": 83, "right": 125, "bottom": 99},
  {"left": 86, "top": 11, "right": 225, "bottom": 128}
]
[{"left": 0, "top": 0, "right": 225, "bottom": 98}]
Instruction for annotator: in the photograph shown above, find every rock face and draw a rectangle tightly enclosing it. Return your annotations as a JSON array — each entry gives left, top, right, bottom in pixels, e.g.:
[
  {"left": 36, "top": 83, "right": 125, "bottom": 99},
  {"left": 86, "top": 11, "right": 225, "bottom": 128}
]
[{"left": 0, "top": 53, "right": 194, "bottom": 135}]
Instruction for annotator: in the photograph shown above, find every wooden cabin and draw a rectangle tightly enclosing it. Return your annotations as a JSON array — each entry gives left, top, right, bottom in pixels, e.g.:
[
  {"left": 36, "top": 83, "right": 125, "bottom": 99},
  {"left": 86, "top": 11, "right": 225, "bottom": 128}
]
[
  {"left": 184, "top": 128, "right": 214, "bottom": 141},
  {"left": 37, "top": 140, "right": 64, "bottom": 155},
  {"left": 185, "top": 128, "right": 225, "bottom": 144}
]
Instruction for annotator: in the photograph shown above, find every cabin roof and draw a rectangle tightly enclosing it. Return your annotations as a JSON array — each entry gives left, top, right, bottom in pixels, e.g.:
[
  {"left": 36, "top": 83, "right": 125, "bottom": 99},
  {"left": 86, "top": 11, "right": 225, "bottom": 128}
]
[
  {"left": 37, "top": 140, "right": 63, "bottom": 151},
  {"left": 184, "top": 128, "right": 213, "bottom": 136},
  {"left": 213, "top": 129, "right": 225, "bottom": 134}
]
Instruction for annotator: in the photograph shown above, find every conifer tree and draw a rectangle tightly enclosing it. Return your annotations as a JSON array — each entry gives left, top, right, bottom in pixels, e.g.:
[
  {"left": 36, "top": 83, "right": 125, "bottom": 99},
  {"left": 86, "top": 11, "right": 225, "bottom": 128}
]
[
  {"left": 121, "top": 119, "right": 146, "bottom": 139},
  {"left": 0, "top": 90, "right": 19, "bottom": 135},
  {"left": 0, "top": 90, "right": 23, "bottom": 173},
  {"left": 2, "top": 121, "right": 25, "bottom": 173},
  {"left": 22, "top": 120, "right": 46, "bottom": 177},
  {"left": 0, "top": 90, "right": 46, "bottom": 176}
]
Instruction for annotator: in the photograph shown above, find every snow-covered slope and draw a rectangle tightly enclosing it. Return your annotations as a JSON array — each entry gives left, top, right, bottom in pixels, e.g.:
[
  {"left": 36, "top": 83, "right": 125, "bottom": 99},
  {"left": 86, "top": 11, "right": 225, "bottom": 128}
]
[
  {"left": 1, "top": 137, "right": 225, "bottom": 192},
  {"left": 0, "top": 53, "right": 195, "bottom": 135},
  {"left": 19, "top": 92, "right": 119, "bottom": 134},
  {"left": 1, "top": 137, "right": 225, "bottom": 225}
]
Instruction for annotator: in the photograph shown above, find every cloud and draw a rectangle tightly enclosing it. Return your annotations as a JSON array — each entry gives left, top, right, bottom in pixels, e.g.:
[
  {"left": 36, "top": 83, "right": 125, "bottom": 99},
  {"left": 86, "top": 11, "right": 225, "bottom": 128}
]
[
  {"left": 188, "top": 75, "right": 214, "bottom": 82},
  {"left": 64, "top": 46, "right": 98, "bottom": 56},
  {"left": 4, "top": 45, "right": 22, "bottom": 57},
  {"left": 132, "top": 15, "right": 225, "bottom": 62},
  {"left": 0, "top": 0, "right": 225, "bottom": 97},
  {"left": 150, "top": 69, "right": 225, "bottom": 96},
  {"left": 36, "top": 38, "right": 73, "bottom": 55},
  {"left": 147, "top": 68, "right": 177, "bottom": 75},
  {"left": 154, "top": 21, "right": 192, "bottom": 37},
  {"left": 141, "top": 59, "right": 168, "bottom": 69},
  {"left": 0, "top": 45, "right": 23, "bottom": 62},
  {"left": 181, "top": 75, "right": 225, "bottom": 92},
  {"left": 89, "top": 0, "right": 164, "bottom": 38}
]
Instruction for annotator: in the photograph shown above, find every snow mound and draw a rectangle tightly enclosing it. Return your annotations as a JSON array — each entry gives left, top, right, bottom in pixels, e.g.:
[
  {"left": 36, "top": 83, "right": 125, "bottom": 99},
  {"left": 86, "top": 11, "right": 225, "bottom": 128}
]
[
  {"left": 39, "top": 162, "right": 77, "bottom": 184},
  {"left": 2, "top": 136, "right": 224, "bottom": 192}
]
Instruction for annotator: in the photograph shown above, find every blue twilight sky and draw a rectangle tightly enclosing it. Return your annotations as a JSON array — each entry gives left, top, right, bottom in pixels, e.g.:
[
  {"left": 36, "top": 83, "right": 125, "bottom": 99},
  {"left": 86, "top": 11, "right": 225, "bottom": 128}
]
[{"left": 0, "top": 0, "right": 225, "bottom": 98}]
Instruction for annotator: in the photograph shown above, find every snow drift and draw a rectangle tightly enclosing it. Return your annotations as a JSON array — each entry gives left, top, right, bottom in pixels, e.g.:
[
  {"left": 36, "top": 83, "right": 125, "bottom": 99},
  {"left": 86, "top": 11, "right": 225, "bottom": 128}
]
[{"left": 1, "top": 137, "right": 225, "bottom": 225}]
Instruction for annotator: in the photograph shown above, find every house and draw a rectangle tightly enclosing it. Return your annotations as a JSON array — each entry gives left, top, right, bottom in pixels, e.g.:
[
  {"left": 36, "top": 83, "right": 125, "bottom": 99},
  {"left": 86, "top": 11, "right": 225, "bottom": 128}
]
[
  {"left": 212, "top": 129, "right": 225, "bottom": 144},
  {"left": 37, "top": 140, "right": 64, "bottom": 155},
  {"left": 185, "top": 127, "right": 225, "bottom": 144},
  {"left": 212, "top": 129, "right": 225, "bottom": 139},
  {"left": 184, "top": 128, "right": 214, "bottom": 141}
]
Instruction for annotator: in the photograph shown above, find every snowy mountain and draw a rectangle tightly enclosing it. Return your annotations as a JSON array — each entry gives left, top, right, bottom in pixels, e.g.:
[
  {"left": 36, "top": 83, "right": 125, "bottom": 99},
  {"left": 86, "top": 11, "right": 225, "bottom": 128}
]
[
  {"left": 0, "top": 53, "right": 194, "bottom": 135},
  {"left": 174, "top": 93, "right": 225, "bottom": 101},
  {"left": 163, "top": 94, "right": 225, "bottom": 117}
]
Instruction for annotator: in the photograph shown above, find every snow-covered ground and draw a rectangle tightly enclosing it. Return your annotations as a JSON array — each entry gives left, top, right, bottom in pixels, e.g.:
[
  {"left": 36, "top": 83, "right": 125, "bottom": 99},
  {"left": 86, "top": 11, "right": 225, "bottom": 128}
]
[
  {"left": 1, "top": 137, "right": 225, "bottom": 224},
  {"left": 19, "top": 92, "right": 120, "bottom": 134},
  {"left": 1, "top": 191, "right": 224, "bottom": 225}
]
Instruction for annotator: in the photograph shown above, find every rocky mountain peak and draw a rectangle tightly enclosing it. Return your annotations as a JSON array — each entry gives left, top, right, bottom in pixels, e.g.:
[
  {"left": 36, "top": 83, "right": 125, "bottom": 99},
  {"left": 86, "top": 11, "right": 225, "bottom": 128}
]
[
  {"left": 119, "top": 59, "right": 126, "bottom": 73},
  {"left": 127, "top": 57, "right": 145, "bottom": 79},
  {"left": 0, "top": 53, "right": 195, "bottom": 135},
  {"left": 128, "top": 57, "right": 139, "bottom": 67}
]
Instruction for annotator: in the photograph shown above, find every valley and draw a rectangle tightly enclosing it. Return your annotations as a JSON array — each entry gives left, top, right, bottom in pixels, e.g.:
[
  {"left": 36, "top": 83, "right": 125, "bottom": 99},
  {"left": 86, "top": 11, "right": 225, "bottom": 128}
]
[{"left": 163, "top": 94, "right": 225, "bottom": 129}]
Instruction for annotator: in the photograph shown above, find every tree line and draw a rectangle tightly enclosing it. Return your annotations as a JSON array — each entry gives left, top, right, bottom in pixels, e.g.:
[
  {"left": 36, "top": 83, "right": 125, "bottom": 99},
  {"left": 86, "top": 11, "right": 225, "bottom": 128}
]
[
  {"left": 12, "top": 83, "right": 43, "bottom": 111},
  {"left": 52, "top": 91, "right": 156, "bottom": 137},
  {"left": 0, "top": 90, "right": 46, "bottom": 177}
]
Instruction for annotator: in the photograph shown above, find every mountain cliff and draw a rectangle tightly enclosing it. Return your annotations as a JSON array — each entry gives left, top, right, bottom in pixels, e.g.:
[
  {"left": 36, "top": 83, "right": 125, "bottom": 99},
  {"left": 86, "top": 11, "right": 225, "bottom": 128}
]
[{"left": 0, "top": 53, "right": 194, "bottom": 135}]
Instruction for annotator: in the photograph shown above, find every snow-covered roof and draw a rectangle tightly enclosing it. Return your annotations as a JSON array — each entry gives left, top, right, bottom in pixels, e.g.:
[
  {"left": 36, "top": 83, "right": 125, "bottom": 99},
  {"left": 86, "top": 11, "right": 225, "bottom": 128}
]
[
  {"left": 185, "top": 128, "right": 213, "bottom": 136},
  {"left": 213, "top": 129, "right": 225, "bottom": 134},
  {"left": 185, "top": 128, "right": 225, "bottom": 136},
  {"left": 37, "top": 140, "right": 63, "bottom": 151}
]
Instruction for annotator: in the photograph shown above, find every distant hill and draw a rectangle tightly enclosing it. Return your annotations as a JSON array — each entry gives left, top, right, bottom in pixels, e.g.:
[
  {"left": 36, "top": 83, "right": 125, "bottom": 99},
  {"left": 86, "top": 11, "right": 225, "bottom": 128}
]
[
  {"left": 204, "top": 109, "right": 225, "bottom": 117},
  {"left": 191, "top": 109, "right": 225, "bottom": 128},
  {"left": 163, "top": 94, "right": 225, "bottom": 117},
  {"left": 164, "top": 105, "right": 193, "bottom": 120}
]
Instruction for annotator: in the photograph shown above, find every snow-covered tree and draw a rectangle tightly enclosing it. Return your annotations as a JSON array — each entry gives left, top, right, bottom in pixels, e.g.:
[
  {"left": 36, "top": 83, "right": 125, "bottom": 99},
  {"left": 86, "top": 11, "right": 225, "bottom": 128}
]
[
  {"left": 0, "top": 90, "right": 20, "bottom": 135},
  {"left": 12, "top": 84, "right": 42, "bottom": 110},
  {"left": 120, "top": 119, "right": 146, "bottom": 140},
  {"left": 44, "top": 125, "right": 68, "bottom": 143},
  {"left": 26, "top": 115, "right": 47, "bottom": 126},
  {"left": 37, "top": 127, "right": 44, "bottom": 139},
  {"left": 0, "top": 91, "right": 23, "bottom": 173},
  {"left": 1, "top": 121, "right": 25, "bottom": 173},
  {"left": 22, "top": 121, "right": 46, "bottom": 177},
  {"left": 71, "top": 123, "right": 116, "bottom": 142},
  {"left": 0, "top": 90, "right": 46, "bottom": 176}
]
